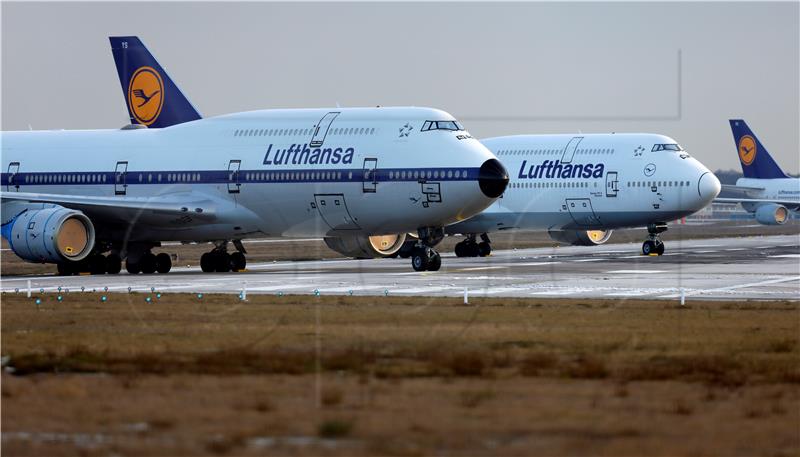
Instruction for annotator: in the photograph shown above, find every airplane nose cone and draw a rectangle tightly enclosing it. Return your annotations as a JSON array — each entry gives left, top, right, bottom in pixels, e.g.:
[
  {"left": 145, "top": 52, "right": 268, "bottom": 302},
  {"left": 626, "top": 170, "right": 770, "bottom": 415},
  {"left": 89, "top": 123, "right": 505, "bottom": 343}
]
[
  {"left": 478, "top": 158, "right": 509, "bottom": 198},
  {"left": 697, "top": 172, "right": 721, "bottom": 204}
]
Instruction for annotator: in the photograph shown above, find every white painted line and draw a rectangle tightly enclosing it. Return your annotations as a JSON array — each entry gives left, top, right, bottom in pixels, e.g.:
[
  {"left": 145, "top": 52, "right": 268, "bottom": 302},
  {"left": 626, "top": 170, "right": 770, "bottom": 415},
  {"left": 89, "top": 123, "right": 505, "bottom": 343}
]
[
  {"left": 456, "top": 266, "right": 505, "bottom": 271},
  {"left": 771, "top": 254, "right": 800, "bottom": 258},
  {"left": 246, "top": 284, "right": 316, "bottom": 292},
  {"left": 693, "top": 250, "right": 717, "bottom": 254},
  {"left": 660, "top": 276, "right": 800, "bottom": 298},
  {"left": 475, "top": 287, "right": 530, "bottom": 295},
  {"left": 316, "top": 285, "right": 386, "bottom": 293},
  {"left": 529, "top": 290, "right": 578, "bottom": 296},
  {"left": 392, "top": 287, "right": 452, "bottom": 294},
  {"left": 516, "top": 262, "right": 562, "bottom": 266},
  {"left": 607, "top": 270, "right": 666, "bottom": 274},
  {"left": 571, "top": 258, "right": 604, "bottom": 262}
]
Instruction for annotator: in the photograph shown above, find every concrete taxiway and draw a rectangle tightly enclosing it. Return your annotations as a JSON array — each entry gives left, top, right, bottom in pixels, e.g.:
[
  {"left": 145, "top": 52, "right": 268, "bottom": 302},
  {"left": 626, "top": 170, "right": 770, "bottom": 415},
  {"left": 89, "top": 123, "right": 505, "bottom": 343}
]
[{"left": 1, "top": 235, "right": 798, "bottom": 301}]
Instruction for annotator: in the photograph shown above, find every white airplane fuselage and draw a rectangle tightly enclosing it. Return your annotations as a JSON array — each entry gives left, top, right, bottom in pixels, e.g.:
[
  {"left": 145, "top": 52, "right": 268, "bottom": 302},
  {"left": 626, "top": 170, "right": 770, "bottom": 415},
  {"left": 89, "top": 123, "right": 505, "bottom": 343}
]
[
  {"left": 1, "top": 107, "right": 502, "bottom": 245},
  {"left": 734, "top": 177, "right": 800, "bottom": 212},
  {"left": 448, "top": 133, "right": 719, "bottom": 234}
]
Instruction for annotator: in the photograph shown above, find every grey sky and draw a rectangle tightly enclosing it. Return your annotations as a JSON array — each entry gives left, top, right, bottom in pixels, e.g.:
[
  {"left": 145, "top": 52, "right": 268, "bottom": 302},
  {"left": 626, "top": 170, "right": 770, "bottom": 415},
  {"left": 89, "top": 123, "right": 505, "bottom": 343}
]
[{"left": 2, "top": 1, "right": 798, "bottom": 173}]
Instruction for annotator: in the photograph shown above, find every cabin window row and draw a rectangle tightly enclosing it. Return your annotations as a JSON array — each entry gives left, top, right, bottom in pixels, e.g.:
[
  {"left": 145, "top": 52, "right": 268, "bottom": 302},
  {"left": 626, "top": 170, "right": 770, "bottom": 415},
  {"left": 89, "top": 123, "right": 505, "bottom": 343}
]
[
  {"left": 388, "top": 169, "right": 468, "bottom": 180},
  {"left": 234, "top": 127, "right": 377, "bottom": 137},
  {"left": 243, "top": 171, "right": 349, "bottom": 181},
  {"left": 24, "top": 174, "right": 108, "bottom": 184},
  {"left": 628, "top": 181, "right": 691, "bottom": 187},
  {"left": 508, "top": 181, "right": 589, "bottom": 189},
  {"left": 496, "top": 148, "right": 615, "bottom": 156}
]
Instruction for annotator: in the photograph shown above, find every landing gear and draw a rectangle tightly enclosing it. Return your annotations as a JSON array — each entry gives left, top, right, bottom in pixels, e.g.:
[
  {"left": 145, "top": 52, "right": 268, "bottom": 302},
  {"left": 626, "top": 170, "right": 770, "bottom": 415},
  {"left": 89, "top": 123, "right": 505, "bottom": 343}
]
[
  {"left": 409, "top": 227, "right": 444, "bottom": 272},
  {"left": 411, "top": 246, "right": 441, "bottom": 272},
  {"left": 642, "top": 223, "right": 667, "bottom": 256},
  {"left": 106, "top": 254, "right": 122, "bottom": 274},
  {"left": 454, "top": 233, "right": 492, "bottom": 258},
  {"left": 125, "top": 251, "right": 172, "bottom": 274},
  {"left": 199, "top": 241, "right": 247, "bottom": 273}
]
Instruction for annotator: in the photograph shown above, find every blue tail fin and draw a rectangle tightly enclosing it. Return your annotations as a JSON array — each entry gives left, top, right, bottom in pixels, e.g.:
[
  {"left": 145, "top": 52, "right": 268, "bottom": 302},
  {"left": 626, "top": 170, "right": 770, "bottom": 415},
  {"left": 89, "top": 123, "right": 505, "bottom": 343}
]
[
  {"left": 109, "top": 36, "right": 201, "bottom": 128},
  {"left": 729, "top": 119, "right": 788, "bottom": 179}
]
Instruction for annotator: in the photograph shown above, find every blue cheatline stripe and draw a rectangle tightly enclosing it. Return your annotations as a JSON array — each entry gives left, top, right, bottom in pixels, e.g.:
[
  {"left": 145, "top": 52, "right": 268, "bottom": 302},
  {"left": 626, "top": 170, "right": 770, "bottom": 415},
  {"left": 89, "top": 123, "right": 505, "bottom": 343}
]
[{"left": 0, "top": 167, "right": 481, "bottom": 187}]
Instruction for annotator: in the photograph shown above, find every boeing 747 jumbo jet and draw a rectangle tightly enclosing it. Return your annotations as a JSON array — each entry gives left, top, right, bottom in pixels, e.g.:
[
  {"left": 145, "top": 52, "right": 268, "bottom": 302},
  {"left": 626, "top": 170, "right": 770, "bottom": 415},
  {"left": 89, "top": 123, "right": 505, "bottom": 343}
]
[
  {"left": 713, "top": 119, "right": 799, "bottom": 224},
  {"left": 441, "top": 134, "right": 721, "bottom": 256},
  {"left": 0, "top": 37, "right": 509, "bottom": 275}
]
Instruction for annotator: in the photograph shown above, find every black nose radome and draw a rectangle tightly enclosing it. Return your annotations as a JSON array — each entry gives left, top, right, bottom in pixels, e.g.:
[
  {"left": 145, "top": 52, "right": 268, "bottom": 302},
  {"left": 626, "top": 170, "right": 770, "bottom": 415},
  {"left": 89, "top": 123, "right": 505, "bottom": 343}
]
[{"left": 478, "top": 158, "right": 509, "bottom": 198}]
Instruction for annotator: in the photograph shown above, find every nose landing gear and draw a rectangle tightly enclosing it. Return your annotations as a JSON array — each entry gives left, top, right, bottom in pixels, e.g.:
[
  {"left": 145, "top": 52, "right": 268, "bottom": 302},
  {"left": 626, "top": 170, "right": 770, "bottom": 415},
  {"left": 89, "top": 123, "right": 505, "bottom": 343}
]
[
  {"left": 642, "top": 223, "right": 667, "bottom": 256},
  {"left": 410, "top": 227, "right": 444, "bottom": 271}
]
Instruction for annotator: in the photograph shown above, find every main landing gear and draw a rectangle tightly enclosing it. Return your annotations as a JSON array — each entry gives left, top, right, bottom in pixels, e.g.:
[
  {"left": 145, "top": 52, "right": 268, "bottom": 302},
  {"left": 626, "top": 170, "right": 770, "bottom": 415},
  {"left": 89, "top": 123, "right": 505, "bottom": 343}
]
[
  {"left": 642, "top": 223, "right": 667, "bottom": 256},
  {"left": 454, "top": 233, "right": 492, "bottom": 258},
  {"left": 56, "top": 252, "right": 124, "bottom": 276},
  {"left": 410, "top": 227, "right": 444, "bottom": 272},
  {"left": 125, "top": 251, "right": 172, "bottom": 274},
  {"left": 200, "top": 241, "right": 247, "bottom": 273}
]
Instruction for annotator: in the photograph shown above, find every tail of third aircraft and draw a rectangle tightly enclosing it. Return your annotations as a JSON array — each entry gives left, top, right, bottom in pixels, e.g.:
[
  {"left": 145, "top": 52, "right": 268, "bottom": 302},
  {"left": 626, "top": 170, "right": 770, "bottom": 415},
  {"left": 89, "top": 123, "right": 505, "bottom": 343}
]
[
  {"left": 729, "top": 119, "right": 788, "bottom": 179},
  {"left": 109, "top": 36, "right": 201, "bottom": 128}
]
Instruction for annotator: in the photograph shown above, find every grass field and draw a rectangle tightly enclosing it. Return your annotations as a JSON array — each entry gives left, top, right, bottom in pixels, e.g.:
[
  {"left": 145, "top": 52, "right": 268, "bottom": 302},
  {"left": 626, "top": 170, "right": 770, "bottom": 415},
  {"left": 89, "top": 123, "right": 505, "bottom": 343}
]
[{"left": 2, "top": 293, "right": 799, "bottom": 456}]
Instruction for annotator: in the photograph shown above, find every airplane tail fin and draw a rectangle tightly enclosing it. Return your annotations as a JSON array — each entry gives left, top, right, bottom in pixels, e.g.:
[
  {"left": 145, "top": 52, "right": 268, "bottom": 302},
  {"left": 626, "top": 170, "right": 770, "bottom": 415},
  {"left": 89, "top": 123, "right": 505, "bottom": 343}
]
[
  {"left": 109, "top": 36, "right": 201, "bottom": 128},
  {"left": 729, "top": 119, "right": 788, "bottom": 179}
]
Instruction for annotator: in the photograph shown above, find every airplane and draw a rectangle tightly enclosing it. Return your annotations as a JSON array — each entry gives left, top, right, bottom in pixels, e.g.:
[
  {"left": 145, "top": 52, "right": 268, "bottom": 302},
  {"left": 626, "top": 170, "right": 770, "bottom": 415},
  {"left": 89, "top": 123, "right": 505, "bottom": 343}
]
[
  {"left": 713, "top": 119, "right": 799, "bottom": 224},
  {"left": 401, "top": 133, "right": 720, "bottom": 257},
  {"left": 0, "top": 36, "right": 509, "bottom": 275},
  {"left": 101, "top": 38, "right": 721, "bottom": 260}
]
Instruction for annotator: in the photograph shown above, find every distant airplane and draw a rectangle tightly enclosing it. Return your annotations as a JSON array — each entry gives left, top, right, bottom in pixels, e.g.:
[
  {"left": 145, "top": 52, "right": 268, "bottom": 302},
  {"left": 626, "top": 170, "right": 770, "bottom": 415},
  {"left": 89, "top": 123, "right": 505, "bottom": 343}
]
[
  {"left": 714, "top": 119, "right": 799, "bottom": 225},
  {"left": 0, "top": 36, "right": 508, "bottom": 275},
  {"left": 437, "top": 133, "right": 720, "bottom": 256}
]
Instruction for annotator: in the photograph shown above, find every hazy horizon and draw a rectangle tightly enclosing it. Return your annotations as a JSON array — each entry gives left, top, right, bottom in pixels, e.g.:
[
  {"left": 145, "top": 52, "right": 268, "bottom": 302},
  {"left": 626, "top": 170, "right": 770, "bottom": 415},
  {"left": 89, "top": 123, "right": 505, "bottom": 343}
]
[{"left": 2, "top": 1, "right": 798, "bottom": 173}]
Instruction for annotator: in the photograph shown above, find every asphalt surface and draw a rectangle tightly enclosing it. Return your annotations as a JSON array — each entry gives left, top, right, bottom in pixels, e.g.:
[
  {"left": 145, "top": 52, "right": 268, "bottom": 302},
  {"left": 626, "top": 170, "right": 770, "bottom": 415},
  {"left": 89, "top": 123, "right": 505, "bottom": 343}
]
[{"left": 1, "top": 235, "right": 798, "bottom": 301}]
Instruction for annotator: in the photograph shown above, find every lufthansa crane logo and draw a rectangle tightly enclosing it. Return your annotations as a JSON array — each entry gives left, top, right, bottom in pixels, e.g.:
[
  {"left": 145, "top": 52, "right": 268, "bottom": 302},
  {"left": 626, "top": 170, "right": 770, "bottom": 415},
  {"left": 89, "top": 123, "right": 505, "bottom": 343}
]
[
  {"left": 738, "top": 135, "right": 757, "bottom": 166},
  {"left": 127, "top": 66, "right": 164, "bottom": 125}
]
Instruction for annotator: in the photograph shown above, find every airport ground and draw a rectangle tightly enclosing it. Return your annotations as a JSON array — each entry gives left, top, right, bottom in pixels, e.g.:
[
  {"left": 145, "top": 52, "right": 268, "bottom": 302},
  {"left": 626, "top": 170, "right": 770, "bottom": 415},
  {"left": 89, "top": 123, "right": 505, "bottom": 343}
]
[
  {"left": 2, "top": 220, "right": 799, "bottom": 277},
  {"left": 2, "top": 293, "right": 799, "bottom": 456}
]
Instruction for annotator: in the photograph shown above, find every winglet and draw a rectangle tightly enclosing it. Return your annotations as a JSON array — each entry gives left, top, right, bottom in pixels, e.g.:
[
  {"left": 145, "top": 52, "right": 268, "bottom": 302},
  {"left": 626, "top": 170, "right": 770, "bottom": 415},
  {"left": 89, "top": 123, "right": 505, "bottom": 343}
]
[
  {"left": 729, "top": 119, "right": 788, "bottom": 179},
  {"left": 109, "top": 36, "right": 201, "bottom": 128}
]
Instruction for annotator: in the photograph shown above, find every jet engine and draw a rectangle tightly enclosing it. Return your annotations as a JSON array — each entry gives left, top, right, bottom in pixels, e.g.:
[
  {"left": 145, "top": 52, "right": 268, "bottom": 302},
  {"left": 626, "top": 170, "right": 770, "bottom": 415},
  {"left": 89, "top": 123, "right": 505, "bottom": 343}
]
[
  {"left": 3, "top": 206, "right": 95, "bottom": 263},
  {"left": 324, "top": 234, "right": 407, "bottom": 258},
  {"left": 754, "top": 204, "right": 789, "bottom": 225},
  {"left": 548, "top": 229, "right": 613, "bottom": 246}
]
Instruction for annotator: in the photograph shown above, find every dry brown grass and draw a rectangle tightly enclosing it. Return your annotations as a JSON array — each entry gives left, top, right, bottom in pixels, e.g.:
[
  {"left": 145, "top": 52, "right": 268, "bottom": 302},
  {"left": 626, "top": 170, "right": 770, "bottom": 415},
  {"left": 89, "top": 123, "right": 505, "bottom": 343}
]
[{"left": 2, "top": 293, "right": 799, "bottom": 456}]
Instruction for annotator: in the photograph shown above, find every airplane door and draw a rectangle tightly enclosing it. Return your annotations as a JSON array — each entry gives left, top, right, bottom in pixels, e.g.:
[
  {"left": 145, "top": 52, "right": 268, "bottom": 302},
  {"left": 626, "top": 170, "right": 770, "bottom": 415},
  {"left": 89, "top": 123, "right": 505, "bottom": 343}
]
[
  {"left": 6, "top": 162, "right": 20, "bottom": 192},
  {"left": 560, "top": 137, "right": 584, "bottom": 164},
  {"left": 313, "top": 194, "right": 360, "bottom": 230},
  {"left": 310, "top": 112, "right": 340, "bottom": 147},
  {"left": 114, "top": 161, "right": 128, "bottom": 195},
  {"left": 363, "top": 158, "right": 378, "bottom": 193},
  {"left": 565, "top": 198, "right": 601, "bottom": 226},
  {"left": 605, "top": 171, "right": 619, "bottom": 197},
  {"left": 227, "top": 160, "right": 242, "bottom": 194}
]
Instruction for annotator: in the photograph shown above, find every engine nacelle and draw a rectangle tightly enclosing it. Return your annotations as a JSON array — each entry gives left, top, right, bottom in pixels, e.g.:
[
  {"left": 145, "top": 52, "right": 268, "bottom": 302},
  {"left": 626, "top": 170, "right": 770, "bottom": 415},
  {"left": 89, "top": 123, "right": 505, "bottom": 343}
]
[
  {"left": 755, "top": 204, "right": 789, "bottom": 225},
  {"left": 548, "top": 229, "right": 613, "bottom": 246},
  {"left": 324, "top": 234, "right": 407, "bottom": 259},
  {"left": 2, "top": 206, "right": 95, "bottom": 263}
]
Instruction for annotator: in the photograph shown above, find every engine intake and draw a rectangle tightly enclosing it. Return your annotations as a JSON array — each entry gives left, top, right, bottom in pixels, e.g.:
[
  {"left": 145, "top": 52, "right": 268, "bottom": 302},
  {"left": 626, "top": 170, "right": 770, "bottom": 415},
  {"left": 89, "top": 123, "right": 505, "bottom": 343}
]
[
  {"left": 324, "top": 234, "right": 407, "bottom": 258},
  {"left": 548, "top": 229, "right": 613, "bottom": 246},
  {"left": 755, "top": 204, "right": 789, "bottom": 225},
  {"left": 3, "top": 206, "right": 95, "bottom": 263}
]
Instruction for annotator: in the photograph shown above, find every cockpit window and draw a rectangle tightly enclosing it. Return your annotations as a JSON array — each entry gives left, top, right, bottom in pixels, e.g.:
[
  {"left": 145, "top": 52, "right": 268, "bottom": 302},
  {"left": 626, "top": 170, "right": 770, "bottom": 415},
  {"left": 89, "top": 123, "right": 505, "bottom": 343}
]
[
  {"left": 652, "top": 143, "right": 684, "bottom": 152},
  {"left": 422, "top": 120, "right": 465, "bottom": 132}
]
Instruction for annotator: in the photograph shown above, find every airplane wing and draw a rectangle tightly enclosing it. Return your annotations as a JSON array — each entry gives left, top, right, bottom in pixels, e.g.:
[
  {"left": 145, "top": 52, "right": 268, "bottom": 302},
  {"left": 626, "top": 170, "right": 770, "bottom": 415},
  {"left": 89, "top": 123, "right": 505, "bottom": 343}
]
[
  {"left": 714, "top": 197, "right": 800, "bottom": 209},
  {"left": 1, "top": 191, "right": 223, "bottom": 227},
  {"left": 721, "top": 184, "right": 765, "bottom": 192}
]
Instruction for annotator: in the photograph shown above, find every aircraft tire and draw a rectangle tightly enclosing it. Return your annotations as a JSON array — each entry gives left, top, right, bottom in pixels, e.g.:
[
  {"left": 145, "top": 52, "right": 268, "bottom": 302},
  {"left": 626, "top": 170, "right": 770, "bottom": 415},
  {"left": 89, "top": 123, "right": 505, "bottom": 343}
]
[
  {"left": 57, "top": 262, "right": 75, "bottom": 276},
  {"left": 215, "top": 252, "right": 231, "bottom": 273},
  {"left": 88, "top": 255, "right": 107, "bottom": 275},
  {"left": 428, "top": 252, "right": 442, "bottom": 271},
  {"left": 140, "top": 253, "right": 157, "bottom": 274},
  {"left": 478, "top": 241, "right": 491, "bottom": 257},
  {"left": 106, "top": 254, "right": 122, "bottom": 274},
  {"left": 642, "top": 240, "right": 655, "bottom": 255},
  {"left": 656, "top": 242, "right": 665, "bottom": 256},
  {"left": 411, "top": 247, "right": 430, "bottom": 272},
  {"left": 126, "top": 259, "right": 141, "bottom": 275},
  {"left": 230, "top": 252, "right": 246, "bottom": 272},
  {"left": 155, "top": 253, "right": 172, "bottom": 274},
  {"left": 200, "top": 253, "right": 215, "bottom": 273}
]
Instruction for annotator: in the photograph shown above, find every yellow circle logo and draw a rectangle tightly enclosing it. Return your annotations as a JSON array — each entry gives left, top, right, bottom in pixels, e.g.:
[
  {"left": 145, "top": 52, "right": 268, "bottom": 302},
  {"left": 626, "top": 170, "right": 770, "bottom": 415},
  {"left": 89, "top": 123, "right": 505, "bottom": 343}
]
[
  {"left": 127, "top": 66, "right": 164, "bottom": 125},
  {"left": 738, "top": 135, "right": 756, "bottom": 166}
]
